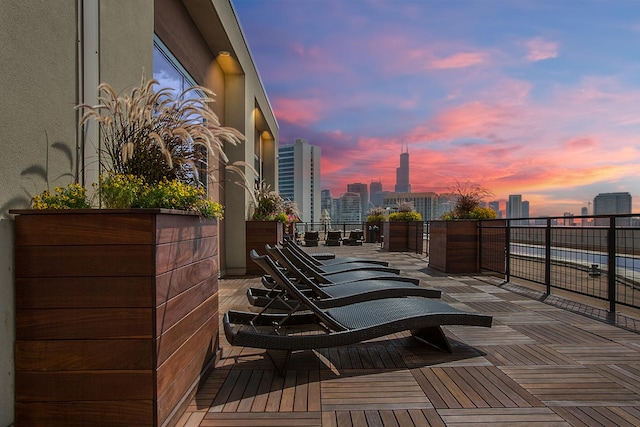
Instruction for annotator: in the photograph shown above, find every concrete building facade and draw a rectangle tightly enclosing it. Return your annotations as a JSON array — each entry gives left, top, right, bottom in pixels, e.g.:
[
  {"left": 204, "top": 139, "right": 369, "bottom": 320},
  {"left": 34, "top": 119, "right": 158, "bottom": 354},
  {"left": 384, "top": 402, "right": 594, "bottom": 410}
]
[{"left": 0, "top": 1, "right": 277, "bottom": 423}]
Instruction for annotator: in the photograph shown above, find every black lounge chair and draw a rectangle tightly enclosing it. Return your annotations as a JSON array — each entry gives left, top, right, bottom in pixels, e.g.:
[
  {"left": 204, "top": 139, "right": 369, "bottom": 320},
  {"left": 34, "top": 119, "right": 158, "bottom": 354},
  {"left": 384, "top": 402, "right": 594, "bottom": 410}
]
[
  {"left": 247, "top": 246, "right": 441, "bottom": 309},
  {"left": 304, "top": 231, "right": 319, "bottom": 247},
  {"left": 325, "top": 230, "right": 342, "bottom": 246},
  {"left": 280, "top": 244, "right": 401, "bottom": 274},
  {"left": 224, "top": 251, "right": 493, "bottom": 372},
  {"left": 343, "top": 229, "right": 364, "bottom": 246},
  {"left": 284, "top": 238, "right": 389, "bottom": 267},
  {"left": 273, "top": 244, "right": 418, "bottom": 285}
]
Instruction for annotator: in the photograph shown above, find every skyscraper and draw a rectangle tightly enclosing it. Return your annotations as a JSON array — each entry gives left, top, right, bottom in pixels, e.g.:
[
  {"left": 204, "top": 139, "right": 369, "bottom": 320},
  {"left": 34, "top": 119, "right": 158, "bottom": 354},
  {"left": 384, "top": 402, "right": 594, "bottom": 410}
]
[
  {"left": 507, "top": 195, "right": 522, "bottom": 219},
  {"left": 395, "top": 145, "right": 411, "bottom": 193},
  {"left": 593, "top": 192, "right": 632, "bottom": 215},
  {"left": 593, "top": 192, "right": 632, "bottom": 225},
  {"left": 347, "top": 182, "right": 369, "bottom": 221},
  {"left": 370, "top": 180, "right": 383, "bottom": 208},
  {"left": 278, "top": 138, "right": 321, "bottom": 223}
]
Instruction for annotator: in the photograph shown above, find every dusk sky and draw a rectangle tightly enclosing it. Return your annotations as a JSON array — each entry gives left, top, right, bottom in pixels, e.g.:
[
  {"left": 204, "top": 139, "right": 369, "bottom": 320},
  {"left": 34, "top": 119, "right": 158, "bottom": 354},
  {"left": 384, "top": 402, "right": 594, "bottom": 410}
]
[{"left": 232, "top": 0, "right": 640, "bottom": 216}]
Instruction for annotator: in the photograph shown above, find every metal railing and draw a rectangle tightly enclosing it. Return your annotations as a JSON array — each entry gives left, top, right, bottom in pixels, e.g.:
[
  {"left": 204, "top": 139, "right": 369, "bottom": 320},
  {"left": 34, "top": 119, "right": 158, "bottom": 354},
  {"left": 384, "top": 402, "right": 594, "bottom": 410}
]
[{"left": 476, "top": 214, "right": 640, "bottom": 312}]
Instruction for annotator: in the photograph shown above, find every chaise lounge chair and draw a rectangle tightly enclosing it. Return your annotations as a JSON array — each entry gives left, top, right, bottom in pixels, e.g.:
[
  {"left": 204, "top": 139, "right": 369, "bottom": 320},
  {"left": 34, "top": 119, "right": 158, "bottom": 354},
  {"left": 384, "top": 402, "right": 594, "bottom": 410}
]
[
  {"left": 224, "top": 251, "right": 493, "bottom": 372},
  {"left": 304, "top": 231, "right": 319, "bottom": 247},
  {"left": 272, "top": 244, "right": 418, "bottom": 285},
  {"left": 284, "top": 238, "right": 389, "bottom": 266},
  {"left": 280, "top": 244, "right": 401, "bottom": 274},
  {"left": 342, "top": 229, "right": 364, "bottom": 246},
  {"left": 325, "top": 230, "right": 342, "bottom": 246},
  {"left": 247, "top": 246, "right": 441, "bottom": 309}
]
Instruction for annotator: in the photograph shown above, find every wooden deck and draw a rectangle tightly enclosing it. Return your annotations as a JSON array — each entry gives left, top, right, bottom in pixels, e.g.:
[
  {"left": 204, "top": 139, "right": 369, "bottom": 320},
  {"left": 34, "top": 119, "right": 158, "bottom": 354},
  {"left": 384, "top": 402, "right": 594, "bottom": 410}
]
[{"left": 176, "top": 244, "right": 640, "bottom": 426}]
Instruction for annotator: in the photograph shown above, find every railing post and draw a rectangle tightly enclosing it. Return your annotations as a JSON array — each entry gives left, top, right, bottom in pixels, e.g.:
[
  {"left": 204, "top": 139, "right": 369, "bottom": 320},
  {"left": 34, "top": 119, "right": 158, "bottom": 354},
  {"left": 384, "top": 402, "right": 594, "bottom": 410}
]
[
  {"left": 608, "top": 216, "right": 616, "bottom": 313},
  {"left": 505, "top": 220, "right": 511, "bottom": 281},
  {"left": 545, "top": 218, "right": 551, "bottom": 295},
  {"left": 478, "top": 221, "right": 483, "bottom": 271}
]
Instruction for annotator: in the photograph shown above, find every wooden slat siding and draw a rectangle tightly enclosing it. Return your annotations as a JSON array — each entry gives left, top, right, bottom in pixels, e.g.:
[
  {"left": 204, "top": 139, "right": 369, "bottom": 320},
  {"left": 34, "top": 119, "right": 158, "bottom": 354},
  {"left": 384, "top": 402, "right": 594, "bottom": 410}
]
[
  {"left": 13, "top": 211, "right": 220, "bottom": 426},
  {"left": 15, "top": 276, "right": 153, "bottom": 309},
  {"left": 13, "top": 212, "right": 155, "bottom": 246},
  {"left": 156, "top": 337, "right": 217, "bottom": 425},
  {"left": 428, "top": 221, "right": 479, "bottom": 273},
  {"left": 245, "top": 221, "right": 284, "bottom": 274},
  {"left": 15, "top": 244, "right": 155, "bottom": 277},
  {"left": 15, "top": 401, "right": 154, "bottom": 427},
  {"left": 155, "top": 213, "right": 217, "bottom": 245},
  {"left": 156, "top": 294, "right": 219, "bottom": 365},
  {"left": 16, "top": 307, "right": 153, "bottom": 340},
  {"left": 15, "top": 370, "right": 154, "bottom": 401},
  {"left": 156, "top": 235, "right": 217, "bottom": 275},
  {"left": 156, "top": 314, "right": 219, "bottom": 396},
  {"left": 156, "top": 277, "right": 217, "bottom": 334},
  {"left": 15, "top": 339, "right": 153, "bottom": 371},
  {"left": 155, "top": 258, "right": 218, "bottom": 304}
]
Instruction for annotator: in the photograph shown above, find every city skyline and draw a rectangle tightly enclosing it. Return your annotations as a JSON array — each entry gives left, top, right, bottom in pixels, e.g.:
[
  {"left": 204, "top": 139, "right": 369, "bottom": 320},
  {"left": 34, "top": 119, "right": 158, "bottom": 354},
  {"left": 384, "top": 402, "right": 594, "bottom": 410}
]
[{"left": 233, "top": 0, "right": 640, "bottom": 217}]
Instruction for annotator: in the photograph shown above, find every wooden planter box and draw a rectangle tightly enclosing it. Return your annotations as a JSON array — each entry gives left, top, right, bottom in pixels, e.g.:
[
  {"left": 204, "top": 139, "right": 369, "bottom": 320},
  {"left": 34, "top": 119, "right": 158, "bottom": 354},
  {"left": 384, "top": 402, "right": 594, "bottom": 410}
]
[
  {"left": 428, "top": 220, "right": 479, "bottom": 273},
  {"left": 382, "top": 221, "right": 424, "bottom": 252},
  {"left": 12, "top": 209, "right": 220, "bottom": 427},
  {"left": 245, "top": 220, "right": 283, "bottom": 275}
]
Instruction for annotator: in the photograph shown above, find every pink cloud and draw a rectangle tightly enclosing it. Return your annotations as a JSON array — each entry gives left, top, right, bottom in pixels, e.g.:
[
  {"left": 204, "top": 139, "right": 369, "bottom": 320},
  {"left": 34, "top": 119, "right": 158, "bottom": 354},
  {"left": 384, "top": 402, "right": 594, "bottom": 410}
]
[
  {"left": 524, "top": 37, "right": 559, "bottom": 61},
  {"left": 428, "top": 51, "right": 488, "bottom": 69},
  {"left": 565, "top": 137, "right": 599, "bottom": 151},
  {"left": 273, "top": 97, "right": 323, "bottom": 125}
]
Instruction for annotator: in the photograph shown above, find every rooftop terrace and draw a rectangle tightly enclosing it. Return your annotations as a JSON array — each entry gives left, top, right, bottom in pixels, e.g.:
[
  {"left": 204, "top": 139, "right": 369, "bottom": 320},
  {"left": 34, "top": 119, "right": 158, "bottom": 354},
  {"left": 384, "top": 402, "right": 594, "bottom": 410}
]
[{"left": 177, "top": 243, "right": 640, "bottom": 426}]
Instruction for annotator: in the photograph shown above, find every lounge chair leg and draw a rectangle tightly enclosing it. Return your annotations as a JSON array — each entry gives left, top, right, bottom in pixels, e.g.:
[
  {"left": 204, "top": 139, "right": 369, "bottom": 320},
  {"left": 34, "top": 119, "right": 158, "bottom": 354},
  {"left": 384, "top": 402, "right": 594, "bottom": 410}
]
[
  {"left": 411, "top": 326, "right": 453, "bottom": 353},
  {"left": 266, "top": 349, "right": 291, "bottom": 374}
]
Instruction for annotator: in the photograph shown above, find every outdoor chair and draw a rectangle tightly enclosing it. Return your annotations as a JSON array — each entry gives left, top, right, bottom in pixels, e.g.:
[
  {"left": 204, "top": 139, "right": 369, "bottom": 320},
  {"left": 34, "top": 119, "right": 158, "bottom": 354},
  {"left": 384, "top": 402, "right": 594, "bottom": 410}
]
[
  {"left": 325, "top": 230, "right": 342, "bottom": 246},
  {"left": 224, "top": 251, "right": 493, "bottom": 373},
  {"left": 303, "top": 231, "right": 319, "bottom": 247},
  {"left": 278, "top": 244, "right": 408, "bottom": 280},
  {"left": 343, "top": 229, "right": 364, "bottom": 246},
  {"left": 282, "top": 240, "right": 398, "bottom": 274},
  {"left": 284, "top": 238, "right": 389, "bottom": 266},
  {"left": 246, "top": 245, "right": 441, "bottom": 309}
]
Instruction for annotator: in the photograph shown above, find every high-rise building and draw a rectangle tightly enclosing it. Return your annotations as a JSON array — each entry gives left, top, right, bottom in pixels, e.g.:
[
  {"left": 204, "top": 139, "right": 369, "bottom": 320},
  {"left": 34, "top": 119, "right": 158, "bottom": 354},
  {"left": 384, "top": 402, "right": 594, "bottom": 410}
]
[
  {"left": 347, "top": 182, "right": 369, "bottom": 221},
  {"left": 593, "top": 192, "right": 632, "bottom": 225},
  {"left": 395, "top": 145, "right": 411, "bottom": 193},
  {"left": 383, "top": 192, "right": 438, "bottom": 221},
  {"left": 507, "top": 194, "right": 522, "bottom": 218},
  {"left": 370, "top": 180, "right": 383, "bottom": 208},
  {"left": 593, "top": 192, "right": 632, "bottom": 215},
  {"left": 338, "top": 192, "right": 362, "bottom": 223},
  {"left": 278, "top": 138, "right": 321, "bottom": 223}
]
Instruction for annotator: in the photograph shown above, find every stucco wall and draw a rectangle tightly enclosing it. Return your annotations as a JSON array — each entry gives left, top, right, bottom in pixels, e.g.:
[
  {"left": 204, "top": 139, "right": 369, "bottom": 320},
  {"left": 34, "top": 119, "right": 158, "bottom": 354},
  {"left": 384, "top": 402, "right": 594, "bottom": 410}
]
[{"left": 0, "top": 1, "right": 79, "bottom": 424}]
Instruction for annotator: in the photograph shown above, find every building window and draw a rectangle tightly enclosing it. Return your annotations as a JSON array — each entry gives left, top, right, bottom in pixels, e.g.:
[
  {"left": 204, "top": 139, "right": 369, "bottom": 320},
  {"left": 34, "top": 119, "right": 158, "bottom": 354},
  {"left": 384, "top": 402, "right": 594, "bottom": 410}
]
[{"left": 152, "top": 36, "right": 208, "bottom": 188}]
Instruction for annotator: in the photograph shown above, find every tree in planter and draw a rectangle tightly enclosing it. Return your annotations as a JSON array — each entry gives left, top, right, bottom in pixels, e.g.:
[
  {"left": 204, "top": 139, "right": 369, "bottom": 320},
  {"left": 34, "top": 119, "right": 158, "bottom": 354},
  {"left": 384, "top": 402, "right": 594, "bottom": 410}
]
[{"left": 440, "top": 181, "right": 497, "bottom": 220}]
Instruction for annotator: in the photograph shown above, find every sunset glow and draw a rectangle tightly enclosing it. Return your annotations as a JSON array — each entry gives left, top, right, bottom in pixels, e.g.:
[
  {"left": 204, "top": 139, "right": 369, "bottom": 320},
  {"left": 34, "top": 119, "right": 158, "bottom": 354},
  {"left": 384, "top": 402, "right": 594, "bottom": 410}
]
[{"left": 233, "top": 0, "right": 640, "bottom": 216}]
